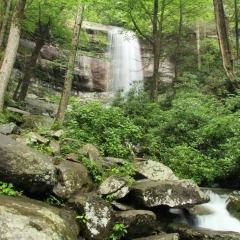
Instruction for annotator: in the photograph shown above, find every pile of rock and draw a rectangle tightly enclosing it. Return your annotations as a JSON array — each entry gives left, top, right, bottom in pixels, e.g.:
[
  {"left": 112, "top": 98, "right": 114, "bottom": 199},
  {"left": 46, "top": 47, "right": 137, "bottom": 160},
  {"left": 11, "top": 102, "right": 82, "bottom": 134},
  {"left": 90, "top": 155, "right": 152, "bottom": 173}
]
[{"left": 0, "top": 117, "right": 240, "bottom": 240}]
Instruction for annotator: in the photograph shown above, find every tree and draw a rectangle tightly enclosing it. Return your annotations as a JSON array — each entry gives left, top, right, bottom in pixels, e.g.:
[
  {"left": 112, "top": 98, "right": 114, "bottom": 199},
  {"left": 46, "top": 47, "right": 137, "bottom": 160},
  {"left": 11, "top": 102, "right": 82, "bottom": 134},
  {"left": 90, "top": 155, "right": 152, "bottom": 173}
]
[
  {"left": 14, "top": 0, "right": 74, "bottom": 101},
  {"left": 0, "top": 0, "right": 26, "bottom": 111},
  {"left": 55, "top": 2, "right": 84, "bottom": 123},
  {"left": 16, "top": 21, "right": 52, "bottom": 101},
  {"left": 213, "top": 0, "right": 238, "bottom": 89},
  {"left": 109, "top": 0, "right": 212, "bottom": 102},
  {"left": 0, "top": 0, "right": 12, "bottom": 51}
]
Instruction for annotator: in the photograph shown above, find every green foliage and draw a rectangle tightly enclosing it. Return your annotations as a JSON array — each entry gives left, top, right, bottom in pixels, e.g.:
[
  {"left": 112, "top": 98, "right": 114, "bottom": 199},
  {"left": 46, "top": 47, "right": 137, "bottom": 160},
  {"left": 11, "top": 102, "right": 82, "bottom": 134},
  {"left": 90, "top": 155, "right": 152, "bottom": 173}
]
[
  {"left": 103, "top": 161, "right": 136, "bottom": 181},
  {"left": 0, "top": 109, "right": 24, "bottom": 124},
  {"left": 64, "top": 102, "right": 142, "bottom": 158},
  {"left": 0, "top": 182, "right": 23, "bottom": 196},
  {"left": 109, "top": 222, "right": 128, "bottom": 240},
  {"left": 27, "top": 142, "right": 53, "bottom": 156},
  {"left": 80, "top": 155, "right": 103, "bottom": 185},
  {"left": 45, "top": 195, "right": 65, "bottom": 206},
  {"left": 112, "top": 75, "right": 240, "bottom": 186},
  {"left": 76, "top": 214, "right": 88, "bottom": 224}
]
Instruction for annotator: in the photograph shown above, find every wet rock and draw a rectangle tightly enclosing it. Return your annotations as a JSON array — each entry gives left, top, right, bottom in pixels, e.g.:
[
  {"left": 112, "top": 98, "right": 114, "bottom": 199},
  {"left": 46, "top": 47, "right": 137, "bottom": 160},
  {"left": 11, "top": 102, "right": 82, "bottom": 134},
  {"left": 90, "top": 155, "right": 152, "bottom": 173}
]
[
  {"left": 0, "top": 133, "right": 56, "bottom": 193},
  {"left": 115, "top": 210, "right": 156, "bottom": 239},
  {"left": 53, "top": 160, "right": 93, "bottom": 199},
  {"left": 0, "top": 122, "right": 18, "bottom": 135},
  {"left": 68, "top": 193, "right": 115, "bottom": 240},
  {"left": 133, "top": 233, "right": 180, "bottom": 240},
  {"left": 132, "top": 159, "right": 179, "bottom": 181},
  {"left": 130, "top": 179, "right": 210, "bottom": 208},
  {"left": 0, "top": 194, "right": 79, "bottom": 240},
  {"left": 98, "top": 175, "right": 130, "bottom": 199},
  {"left": 227, "top": 190, "right": 240, "bottom": 220},
  {"left": 167, "top": 222, "right": 240, "bottom": 239}
]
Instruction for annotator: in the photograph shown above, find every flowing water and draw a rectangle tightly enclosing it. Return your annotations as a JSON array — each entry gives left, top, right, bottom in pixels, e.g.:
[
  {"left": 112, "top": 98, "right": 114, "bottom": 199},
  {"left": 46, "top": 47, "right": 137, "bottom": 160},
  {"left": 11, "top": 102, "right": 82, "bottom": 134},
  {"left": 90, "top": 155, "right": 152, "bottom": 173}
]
[
  {"left": 194, "top": 189, "right": 240, "bottom": 232},
  {"left": 108, "top": 27, "right": 143, "bottom": 92},
  {"left": 170, "top": 189, "right": 240, "bottom": 232}
]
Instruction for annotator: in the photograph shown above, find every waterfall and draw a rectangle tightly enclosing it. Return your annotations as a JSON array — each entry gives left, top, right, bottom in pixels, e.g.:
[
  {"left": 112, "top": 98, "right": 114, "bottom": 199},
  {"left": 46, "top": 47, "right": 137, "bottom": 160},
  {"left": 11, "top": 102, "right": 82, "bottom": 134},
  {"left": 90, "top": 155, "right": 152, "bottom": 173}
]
[
  {"left": 108, "top": 27, "right": 143, "bottom": 92},
  {"left": 170, "top": 190, "right": 240, "bottom": 232},
  {"left": 194, "top": 190, "right": 240, "bottom": 231}
]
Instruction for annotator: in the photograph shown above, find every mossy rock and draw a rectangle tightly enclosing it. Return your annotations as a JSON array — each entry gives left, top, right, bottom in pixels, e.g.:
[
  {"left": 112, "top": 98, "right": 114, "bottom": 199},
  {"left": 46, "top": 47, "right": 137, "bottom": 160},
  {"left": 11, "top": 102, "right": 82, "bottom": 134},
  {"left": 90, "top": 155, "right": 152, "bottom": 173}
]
[{"left": 226, "top": 191, "right": 240, "bottom": 220}]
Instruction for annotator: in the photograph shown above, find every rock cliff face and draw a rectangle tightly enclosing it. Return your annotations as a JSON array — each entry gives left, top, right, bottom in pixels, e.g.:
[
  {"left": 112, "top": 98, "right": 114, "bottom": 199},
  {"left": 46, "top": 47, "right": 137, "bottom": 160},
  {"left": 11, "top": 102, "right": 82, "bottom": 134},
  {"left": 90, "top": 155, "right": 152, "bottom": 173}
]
[{"left": 13, "top": 22, "right": 173, "bottom": 93}]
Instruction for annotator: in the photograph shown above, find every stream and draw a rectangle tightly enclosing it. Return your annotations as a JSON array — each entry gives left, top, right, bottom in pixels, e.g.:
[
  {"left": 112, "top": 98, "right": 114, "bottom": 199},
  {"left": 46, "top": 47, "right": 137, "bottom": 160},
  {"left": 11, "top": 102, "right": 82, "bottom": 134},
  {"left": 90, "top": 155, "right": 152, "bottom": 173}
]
[{"left": 170, "top": 189, "right": 240, "bottom": 232}]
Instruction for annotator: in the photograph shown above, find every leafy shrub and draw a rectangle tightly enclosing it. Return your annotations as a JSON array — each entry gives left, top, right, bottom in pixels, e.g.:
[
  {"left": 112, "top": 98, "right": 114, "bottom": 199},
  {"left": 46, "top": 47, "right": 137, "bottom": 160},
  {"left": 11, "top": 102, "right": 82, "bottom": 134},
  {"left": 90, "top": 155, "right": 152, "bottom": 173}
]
[
  {"left": 64, "top": 102, "right": 142, "bottom": 158},
  {"left": 112, "top": 76, "right": 240, "bottom": 186},
  {"left": 0, "top": 182, "right": 23, "bottom": 196}
]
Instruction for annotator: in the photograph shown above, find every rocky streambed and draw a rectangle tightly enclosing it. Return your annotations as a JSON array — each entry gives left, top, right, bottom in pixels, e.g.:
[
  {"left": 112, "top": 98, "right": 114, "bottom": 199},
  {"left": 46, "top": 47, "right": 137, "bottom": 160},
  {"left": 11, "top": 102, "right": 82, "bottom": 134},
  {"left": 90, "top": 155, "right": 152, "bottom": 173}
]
[{"left": 1, "top": 100, "right": 240, "bottom": 239}]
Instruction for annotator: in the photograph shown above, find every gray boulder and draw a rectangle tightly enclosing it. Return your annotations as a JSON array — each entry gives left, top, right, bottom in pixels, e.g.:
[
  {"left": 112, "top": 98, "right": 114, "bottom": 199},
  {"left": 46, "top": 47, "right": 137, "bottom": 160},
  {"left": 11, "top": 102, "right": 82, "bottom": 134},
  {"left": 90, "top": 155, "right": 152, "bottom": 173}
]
[
  {"left": 24, "top": 97, "right": 59, "bottom": 117},
  {"left": 77, "top": 143, "right": 101, "bottom": 156},
  {"left": 0, "top": 133, "right": 56, "bottom": 193},
  {"left": 115, "top": 210, "right": 156, "bottom": 239},
  {"left": 20, "top": 115, "right": 54, "bottom": 129},
  {"left": 7, "top": 106, "right": 30, "bottom": 116},
  {"left": 133, "top": 233, "right": 180, "bottom": 240},
  {"left": 132, "top": 159, "right": 179, "bottom": 181},
  {"left": 227, "top": 190, "right": 240, "bottom": 220},
  {"left": 98, "top": 175, "right": 130, "bottom": 199},
  {"left": 53, "top": 160, "right": 93, "bottom": 199},
  {"left": 68, "top": 193, "right": 115, "bottom": 240},
  {"left": 0, "top": 122, "right": 18, "bottom": 135},
  {"left": 0, "top": 194, "right": 80, "bottom": 240},
  {"left": 130, "top": 179, "right": 210, "bottom": 208},
  {"left": 167, "top": 222, "right": 240, "bottom": 239}
]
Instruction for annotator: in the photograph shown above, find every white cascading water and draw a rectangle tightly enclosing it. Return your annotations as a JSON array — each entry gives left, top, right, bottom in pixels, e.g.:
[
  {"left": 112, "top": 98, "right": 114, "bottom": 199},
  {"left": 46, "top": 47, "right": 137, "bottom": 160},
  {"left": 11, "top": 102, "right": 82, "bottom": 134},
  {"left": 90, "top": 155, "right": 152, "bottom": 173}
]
[
  {"left": 195, "top": 190, "right": 240, "bottom": 232},
  {"left": 171, "top": 190, "right": 240, "bottom": 232},
  {"left": 108, "top": 27, "right": 143, "bottom": 92}
]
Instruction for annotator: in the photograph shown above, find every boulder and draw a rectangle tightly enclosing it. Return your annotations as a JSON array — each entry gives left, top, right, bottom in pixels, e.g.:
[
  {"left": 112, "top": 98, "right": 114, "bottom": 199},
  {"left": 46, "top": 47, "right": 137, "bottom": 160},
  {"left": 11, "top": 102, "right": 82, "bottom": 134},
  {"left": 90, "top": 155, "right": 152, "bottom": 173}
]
[
  {"left": 0, "top": 122, "right": 18, "bottom": 135},
  {"left": 130, "top": 179, "right": 210, "bottom": 208},
  {"left": 0, "top": 134, "right": 56, "bottom": 193},
  {"left": 0, "top": 194, "right": 79, "bottom": 240},
  {"left": 227, "top": 190, "right": 240, "bottom": 220},
  {"left": 20, "top": 115, "right": 54, "bottom": 129},
  {"left": 103, "top": 157, "right": 125, "bottom": 169},
  {"left": 7, "top": 106, "right": 30, "bottom": 116},
  {"left": 68, "top": 193, "right": 115, "bottom": 240},
  {"left": 53, "top": 160, "right": 93, "bottom": 199},
  {"left": 25, "top": 131, "right": 50, "bottom": 144},
  {"left": 49, "top": 140, "right": 61, "bottom": 156},
  {"left": 111, "top": 201, "right": 135, "bottom": 211},
  {"left": 167, "top": 222, "right": 240, "bottom": 239},
  {"left": 115, "top": 210, "right": 156, "bottom": 239},
  {"left": 24, "top": 97, "right": 59, "bottom": 117},
  {"left": 77, "top": 143, "right": 101, "bottom": 156},
  {"left": 132, "top": 159, "right": 179, "bottom": 181},
  {"left": 133, "top": 233, "right": 180, "bottom": 240},
  {"left": 98, "top": 175, "right": 130, "bottom": 199}
]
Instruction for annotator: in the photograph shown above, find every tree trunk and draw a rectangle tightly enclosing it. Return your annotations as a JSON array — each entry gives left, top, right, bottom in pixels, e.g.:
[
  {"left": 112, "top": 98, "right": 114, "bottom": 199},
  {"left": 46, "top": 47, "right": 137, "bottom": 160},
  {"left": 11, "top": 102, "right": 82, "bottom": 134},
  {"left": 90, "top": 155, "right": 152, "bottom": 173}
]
[
  {"left": 17, "top": 22, "right": 51, "bottom": 101},
  {"left": 235, "top": 0, "right": 240, "bottom": 59},
  {"left": 172, "top": 0, "right": 183, "bottom": 96},
  {"left": 213, "top": 0, "right": 238, "bottom": 89},
  {"left": 0, "top": 0, "right": 26, "bottom": 111},
  {"left": 0, "top": 0, "right": 11, "bottom": 51},
  {"left": 55, "top": 3, "right": 84, "bottom": 123},
  {"left": 196, "top": 21, "right": 201, "bottom": 71},
  {"left": 151, "top": 0, "right": 165, "bottom": 103}
]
